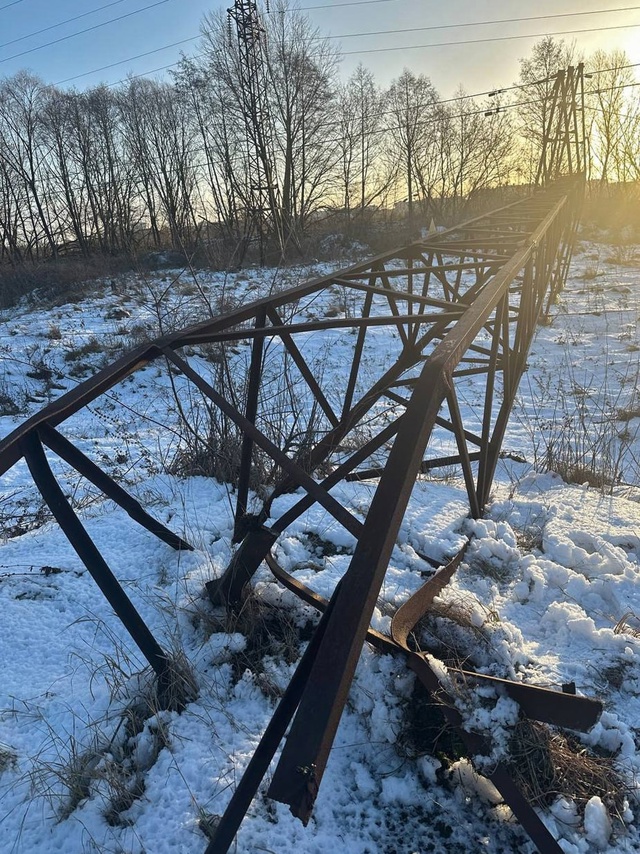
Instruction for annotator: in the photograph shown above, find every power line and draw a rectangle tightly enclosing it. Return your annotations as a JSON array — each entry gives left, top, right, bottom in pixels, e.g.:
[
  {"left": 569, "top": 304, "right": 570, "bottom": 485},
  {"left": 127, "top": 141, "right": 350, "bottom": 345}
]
[
  {"left": 0, "top": 0, "right": 23, "bottom": 9},
  {"left": 322, "top": 80, "right": 640, "bottom": 146},
  {"left": 106, "top": 57, "right": 184, "bottom": 86},
  {"left": 0, "top": 0, "right": 175, "bottom": 65},
  {"left": 42, "top": 3, "right": 639, "bottom": 67},
  {"left": 486, "top": 80, "right": 640, "bottom": 125},
  {"left": 74, "top": 78, "right": 640, "bottom": 172},
  {"left": 590, "top": 60, "right": 640, "bottom": 76},
  {"left": 98, "top": 51, "right": 639, "bottom": 125},
  {"left": 586, "top": 79, "right": 640, "bottom": 98},
  {"left": 22, "top": 1, "right": 640, "bottom": 154},
  {"left": 584, "top": 100, "right": 639, "bottom": 121},
  {"left": 49, "top": 8, "right": 640, "bottom": 95},
  {"left": 55, "top": 36, "right": 199, "bottom": 86},
  {"left": 323, "top": 5, "right": 640, "bottom": 41},
  {"left": 84, "top": 59, "right": 638, "bottom": 156},
  {"left": 0, "top": 0, "right": 129, "bottom": 51},
  {"left": 2, "top": 78, "right": 638, "bottom": 204},
  {"left": 95, "top": 49, "right": 640, "bottom": 130},
  {"left": 298, "top": 0, "right": 397, "bottom": 9},
  {"left": 342, "top": 22, "right": 640, "bottom": 55},
  {"left": 0, "top": 0, "right": 638, "bottom": 138}
]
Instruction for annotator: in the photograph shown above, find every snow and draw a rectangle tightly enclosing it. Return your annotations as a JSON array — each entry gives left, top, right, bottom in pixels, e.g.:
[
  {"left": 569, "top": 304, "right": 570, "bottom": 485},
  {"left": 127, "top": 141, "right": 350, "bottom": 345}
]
[
  {"left": 584, "top": 796, "right": 613, "bottom": 849},
  {"left": 0, "top": 235, "right": 639, "bottom": 851},
  {"left": 449, "top": 758, "right": 503, "bottom": 805}
]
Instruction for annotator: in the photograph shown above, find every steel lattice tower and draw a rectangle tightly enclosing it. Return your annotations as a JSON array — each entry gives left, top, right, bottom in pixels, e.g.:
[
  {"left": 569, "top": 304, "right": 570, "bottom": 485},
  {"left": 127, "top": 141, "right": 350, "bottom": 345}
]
[
  {"left": 228, "top": 0, "right": 283, "bottom": 261},
  {"left": 536, "top": 63, "right": 587, "bottom": 186}
]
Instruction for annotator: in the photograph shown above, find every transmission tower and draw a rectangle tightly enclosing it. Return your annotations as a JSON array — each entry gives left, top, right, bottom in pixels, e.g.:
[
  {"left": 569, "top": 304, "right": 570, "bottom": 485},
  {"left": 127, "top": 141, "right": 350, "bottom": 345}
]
[
  {"left": 228, "top": 0, "right": 283, "bottom": 262},
  {"left": 536, "top": 63, "right": 587, "bottom": 186}
]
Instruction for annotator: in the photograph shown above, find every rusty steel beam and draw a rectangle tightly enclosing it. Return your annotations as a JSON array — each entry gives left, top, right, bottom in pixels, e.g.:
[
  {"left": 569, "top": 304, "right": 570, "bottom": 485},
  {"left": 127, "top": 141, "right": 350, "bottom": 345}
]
[
  {"left": 233, "top": 309, "right": 267, "bottom": 542},
  {"left": 206, "top": 547, "right": 599, "bottom": 851},
  {"left": 38, "top": 423, "right": 192, "bottom": 552},
  {"left": 20, "top": 431, "right": 171, "bottom": 684}
]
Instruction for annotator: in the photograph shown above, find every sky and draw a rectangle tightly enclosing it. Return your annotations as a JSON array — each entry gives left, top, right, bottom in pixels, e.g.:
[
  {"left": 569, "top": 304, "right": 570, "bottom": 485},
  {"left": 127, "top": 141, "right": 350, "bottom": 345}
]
[{"left": 0, "top": 0, "right": 639, "bottom": 98}]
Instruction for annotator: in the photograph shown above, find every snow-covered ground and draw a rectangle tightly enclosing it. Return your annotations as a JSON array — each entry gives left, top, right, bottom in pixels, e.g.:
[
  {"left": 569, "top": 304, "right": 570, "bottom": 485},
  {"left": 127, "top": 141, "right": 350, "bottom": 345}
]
[{"left": 0, "top": 234, "right": 640, "bottom": 853}]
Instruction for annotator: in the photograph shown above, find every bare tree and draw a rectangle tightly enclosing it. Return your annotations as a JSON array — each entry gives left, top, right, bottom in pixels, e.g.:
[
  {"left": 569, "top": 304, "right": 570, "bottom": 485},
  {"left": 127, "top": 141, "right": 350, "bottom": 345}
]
[
  {"left": 618, "top": 95, "right": 640, "bottom": 183},
  {"left": 264, "top": 0, "right": 339, "bottom": 246},
  {"left": 335, "top": 63, "right": 390, "bottom": 222},
  {"left": 385, "top": 69, "right": 442, "bottom": 229},
  {"left": 199, "top": 1, "right": 339, "bottom": 256},
  {"left": 41, "top": 87, "right": 92, "bottom": 256},
  {"left": 174, "top": 55, "right": 243, "bottom": 247},
  {"left": 0, "top": 72, "right": 58, "bottom": 259},
  {"left": 119, "top": 78, "right": 200, "bottom": 250},
  {"left": 441, "top": 90, "right": 516, "bottom": 220},
  {"left": 199, "top": 6, "right": 278, "bottom": 256},
  {"left": 586, "top": 50, "right": 636, "bottom": 184}
]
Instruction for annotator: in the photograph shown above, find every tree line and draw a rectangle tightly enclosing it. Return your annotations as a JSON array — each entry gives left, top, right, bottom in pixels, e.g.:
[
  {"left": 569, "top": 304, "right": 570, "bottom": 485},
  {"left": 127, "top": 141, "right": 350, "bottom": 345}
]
[{"left": 0, "top": 2, "right": 638, "bottom": 266}]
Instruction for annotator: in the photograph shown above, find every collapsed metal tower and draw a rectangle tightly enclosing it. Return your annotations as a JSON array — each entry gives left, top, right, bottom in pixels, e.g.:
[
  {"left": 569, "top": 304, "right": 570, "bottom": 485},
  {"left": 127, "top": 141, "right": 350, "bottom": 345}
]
[{"left": 0, "top": 67, "right": 593, "bottom": 854}]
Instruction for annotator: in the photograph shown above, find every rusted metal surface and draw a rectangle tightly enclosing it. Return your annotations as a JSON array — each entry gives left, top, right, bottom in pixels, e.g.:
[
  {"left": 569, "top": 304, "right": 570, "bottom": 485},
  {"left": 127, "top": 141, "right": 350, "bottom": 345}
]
[
  {"left": 203, "top": 580, "right": 343, "bottom": 854},
  {"left": 20, "top": 430, "right": 172, "bottom": 686},
  {"left": 39, "top": 423, "right": 192, "bottom": 552},
  {"left": 406, "top": 653, "right": 567, "bottom": 854},
  {"left": 0, "top": 176, "right": 591, "bottom": 853},
  {"left": 266, "top": 190, "right": 577, "bottom": 824},
  {"left": 204, "top": 548, "right": 599, "bottom": 853},
  {"left": 537, "top": 64, "right": 587, "bottom": 186},
  {"left": 263, "top": 550, "right": 601, "bottom": 730}
]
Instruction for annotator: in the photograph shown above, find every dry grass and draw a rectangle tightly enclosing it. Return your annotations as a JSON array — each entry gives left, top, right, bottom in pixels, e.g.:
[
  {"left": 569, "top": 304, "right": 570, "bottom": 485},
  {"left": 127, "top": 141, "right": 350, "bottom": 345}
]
[
  {"left": 507, "top": 719, "right": 628, "bottom": 817},
  {"left": 613, "top": 612, "right": 640, "bottom": 639},
  {"left": 515, "top": 525, "right": 544, "bottom": 553},
  {"left": 397, "top": 678, "right": 465, "bottom": 763},
  {"left": 155, "top": 649, "right": 199, "bottom": 713},
  {"left": 0, "top": 254, "right": 133, "bottom": 310},
  {"left": 411, "top": 594, "right": 500, "bottom": 668},
  {"left": 28, "top": 652, "right": 196, "bottom": 827},
  {"left": 205, "top": 591, "right": 313, "bottom": 698},
  {"left": 399, "top": 678, "right": 628, "bottom": 826},
  {"left": 63, "top": 336, "right": 105, "bottom": 363},
  {"left": 0, "top": 383, "right": 23, "bottom": 416},
  {"left": 427, "top": 597, "right": 492, "bottom": 641}
]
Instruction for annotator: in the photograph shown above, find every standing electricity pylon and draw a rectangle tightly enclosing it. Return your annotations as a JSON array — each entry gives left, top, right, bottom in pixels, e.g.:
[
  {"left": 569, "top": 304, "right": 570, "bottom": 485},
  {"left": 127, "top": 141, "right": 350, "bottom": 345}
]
[
  {"left": 228, "top": 0, "right": 284, "bottom": 262},
  {"left": 536, "top": 63, "right": 587, "bottom": 185},
  {"left": 535, "top": 63, "right": 587, "bottom": 310}
]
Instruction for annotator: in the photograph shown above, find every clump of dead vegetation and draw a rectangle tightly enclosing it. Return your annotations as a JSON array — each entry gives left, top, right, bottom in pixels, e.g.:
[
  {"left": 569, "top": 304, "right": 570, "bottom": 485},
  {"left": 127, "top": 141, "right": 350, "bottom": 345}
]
[
  {"left": 614, "top": 611, "right": 640, "bottom": 639},
  {"left": 507, "top": 719, "right": 628, "bottom": 817},
  {"left": 203, "top": 591, "right": 315, "bottom": 698},
  {"left": 28, "top": 651, "right": 198, "bottom": 827}
]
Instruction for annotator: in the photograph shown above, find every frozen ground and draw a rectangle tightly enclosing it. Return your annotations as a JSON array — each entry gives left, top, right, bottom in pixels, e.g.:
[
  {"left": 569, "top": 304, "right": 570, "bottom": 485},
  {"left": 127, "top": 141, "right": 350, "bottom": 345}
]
[{"left": 0, "top": 233, "right": 640, "bottom": 853}]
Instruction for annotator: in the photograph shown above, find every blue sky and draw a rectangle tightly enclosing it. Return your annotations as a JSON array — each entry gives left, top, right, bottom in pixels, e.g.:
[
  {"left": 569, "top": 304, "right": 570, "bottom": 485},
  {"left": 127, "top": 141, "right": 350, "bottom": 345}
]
[{"left": 0, "top": 0, "right": 638, "bottom": 96}]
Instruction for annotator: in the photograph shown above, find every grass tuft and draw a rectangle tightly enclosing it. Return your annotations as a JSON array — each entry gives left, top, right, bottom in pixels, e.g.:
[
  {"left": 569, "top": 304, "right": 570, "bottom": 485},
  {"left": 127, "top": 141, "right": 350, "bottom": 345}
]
[{"left": 507, "top": 719, "right": 628, "bottom": 817}]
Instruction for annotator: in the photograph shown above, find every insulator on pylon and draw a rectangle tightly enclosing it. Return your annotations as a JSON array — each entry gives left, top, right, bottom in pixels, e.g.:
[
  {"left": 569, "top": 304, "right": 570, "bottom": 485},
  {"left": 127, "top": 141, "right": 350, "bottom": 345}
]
[
  {"left": 266, "top": 0, "right": 270, "bottom": 12},
  {"left": 227, "top": 12, "right": 233, "bottom": 46}
]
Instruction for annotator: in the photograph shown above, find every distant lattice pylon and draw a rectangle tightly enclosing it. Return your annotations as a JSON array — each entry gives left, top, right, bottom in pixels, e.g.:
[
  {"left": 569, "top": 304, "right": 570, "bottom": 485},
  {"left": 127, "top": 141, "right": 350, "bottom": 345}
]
[
  {"left": 228, "top": 0, "right": 283, "bottom": 261},
  {"left": 536, "top": 63, "right": 587, "bottom": 186}
]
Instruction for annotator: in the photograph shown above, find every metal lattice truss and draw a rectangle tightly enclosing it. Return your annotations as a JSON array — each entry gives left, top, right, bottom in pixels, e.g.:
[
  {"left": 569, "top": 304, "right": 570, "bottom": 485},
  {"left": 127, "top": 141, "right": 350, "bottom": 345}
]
[
  {"left": 537, "top": 63, "right": 588, "bottom": 186},
  {"left": 228, "top": 0, "right": 283, "bottom": 256},
  {"left": 0, "top": 177, "right": 599, "bottom": 854}
]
